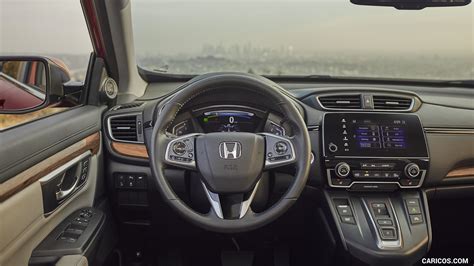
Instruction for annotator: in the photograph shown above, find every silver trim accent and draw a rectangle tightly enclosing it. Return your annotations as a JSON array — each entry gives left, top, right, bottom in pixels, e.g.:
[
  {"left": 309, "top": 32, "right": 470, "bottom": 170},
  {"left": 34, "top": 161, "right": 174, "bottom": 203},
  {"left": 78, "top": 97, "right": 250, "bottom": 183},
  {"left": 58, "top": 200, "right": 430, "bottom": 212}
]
[
  {"left": 362, "top": 199, "right": 402, "bottom": 249},
  {"left": 201, "top": 181, "right": 224, "bottom": 219},
  {"left": 55, "top": 172, "right": 80, "bottom": 201},
  {"left": 200, "top": 180, "right": 262, "bottom": 220},
  {"left": 424, "top": 128, "right": 474, "bottom": 135},
  {"left": 327, "top": 169, "right": 427, "bottom": 189},
  {"left": 261, "top": 133, "right": 297, "bottom": 168},
  {"left": 316, "top": 93, "right": 363, "bottom": 111},
  {"left": 335, "top": 162, "right": 350, "bottom": 178},
  {"left": 372, "top": 95, "right": 414, "bottom": 111},
  {"left": 239, "top": 179, "right": 261, "bottom": 218},
  {"left": 39, "top": 151, "right": 91, "bottom": 183},
  {"left": 101, "top": 77, "right": 118, "bottom": 100},
  {"left": 307, "top": 125, "right": 320, "bottom": 131},
  {"left": 107, "top": 112, "right": 144, "bottom": 144},
  {"left": 405, "top": 163, "right": 420, "bottom": 178}
]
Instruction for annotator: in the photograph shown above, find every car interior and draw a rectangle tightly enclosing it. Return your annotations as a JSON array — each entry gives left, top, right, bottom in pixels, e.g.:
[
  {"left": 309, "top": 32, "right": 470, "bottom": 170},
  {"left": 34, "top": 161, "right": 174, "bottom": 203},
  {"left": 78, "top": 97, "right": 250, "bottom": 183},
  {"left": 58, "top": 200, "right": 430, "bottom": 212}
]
[{"left": 0, "top": 0, "right": 473, "bottom": 265}]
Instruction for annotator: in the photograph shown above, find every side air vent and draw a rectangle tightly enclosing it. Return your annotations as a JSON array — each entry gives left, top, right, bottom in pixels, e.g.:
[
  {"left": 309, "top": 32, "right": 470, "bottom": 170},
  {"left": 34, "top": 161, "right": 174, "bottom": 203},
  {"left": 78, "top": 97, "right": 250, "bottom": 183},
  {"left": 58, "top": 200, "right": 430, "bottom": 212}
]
[
  {"left": 318, "top": 95, "right": 362, "bottom": 109},
  {"left": 108, "top": 114, "right": 143, "bottom": 143},
  {"left": 373, "top": 95, "right": 413, "bottom": 110},
  {"left": 114, "top": 102, "right": 144, "bottom": 110}
]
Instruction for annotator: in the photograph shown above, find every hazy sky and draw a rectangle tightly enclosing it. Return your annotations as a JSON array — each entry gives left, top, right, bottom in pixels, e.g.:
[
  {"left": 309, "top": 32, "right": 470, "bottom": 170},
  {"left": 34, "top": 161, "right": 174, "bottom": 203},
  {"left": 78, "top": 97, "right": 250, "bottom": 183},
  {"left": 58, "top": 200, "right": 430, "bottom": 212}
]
[
  {"left": 0, "top": 0, "right": 92, "bottom": 55},
  {"left": 131, "top": 0, "right": 473, "bottom": 55},
  {"left": 0, "top": 0, "right": 472, "bottom": 56}
]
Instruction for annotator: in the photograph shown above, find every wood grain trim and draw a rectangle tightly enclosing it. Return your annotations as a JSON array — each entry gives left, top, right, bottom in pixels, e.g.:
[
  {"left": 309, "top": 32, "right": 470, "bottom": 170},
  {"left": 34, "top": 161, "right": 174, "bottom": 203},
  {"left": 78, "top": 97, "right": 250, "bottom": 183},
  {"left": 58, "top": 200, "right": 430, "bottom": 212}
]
[
  {"left": 0, "top": 132, "right": 100, "bottom": 202},
  {"left": 446, "top": 166, "right": 474, "bottom": 178},
  {"left": 111, "top": 142, "right": 149, "bottom": 159}
]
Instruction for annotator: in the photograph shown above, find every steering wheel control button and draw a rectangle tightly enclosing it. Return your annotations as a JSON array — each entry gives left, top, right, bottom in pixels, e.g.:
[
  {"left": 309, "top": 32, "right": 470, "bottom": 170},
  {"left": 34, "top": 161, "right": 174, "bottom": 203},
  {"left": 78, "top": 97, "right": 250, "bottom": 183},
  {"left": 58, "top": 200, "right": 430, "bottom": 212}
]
[
  {"left": 172, "top": 141, "right": 187, "bottom": 156},
  {"left": 372, "top": 203, "right": 389, "bottom": 217},
  {"left": 264, "top": 134, "right": 295, "bottom": 169},
  {"left": 405, "top": 163, "right": 420, "bottom": 178},
  {"left": 274, "top": 141, "right": 289, "bottom": 155},
  {"left": 328, "top": 143, "right": 338, "bottom": 153},
  {"left": 335, "top": 162, "right": 351, "bottom": 178}
]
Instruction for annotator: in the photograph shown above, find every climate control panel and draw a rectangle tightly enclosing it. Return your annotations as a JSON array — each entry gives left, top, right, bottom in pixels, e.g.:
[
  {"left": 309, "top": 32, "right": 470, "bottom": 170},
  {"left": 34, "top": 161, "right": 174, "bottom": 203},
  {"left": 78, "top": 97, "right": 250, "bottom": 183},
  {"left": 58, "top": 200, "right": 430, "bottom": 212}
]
[{"left": 325, "top": 158, "right": 429, "bottom": 189}]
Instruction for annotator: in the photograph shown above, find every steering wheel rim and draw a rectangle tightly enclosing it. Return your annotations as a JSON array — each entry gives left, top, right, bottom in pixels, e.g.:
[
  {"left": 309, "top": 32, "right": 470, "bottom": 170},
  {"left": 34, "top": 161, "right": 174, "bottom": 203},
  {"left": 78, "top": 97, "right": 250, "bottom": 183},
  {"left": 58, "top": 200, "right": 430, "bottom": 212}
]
[{"left": 150, "top": 73, "right": 311, "bottom": 233}]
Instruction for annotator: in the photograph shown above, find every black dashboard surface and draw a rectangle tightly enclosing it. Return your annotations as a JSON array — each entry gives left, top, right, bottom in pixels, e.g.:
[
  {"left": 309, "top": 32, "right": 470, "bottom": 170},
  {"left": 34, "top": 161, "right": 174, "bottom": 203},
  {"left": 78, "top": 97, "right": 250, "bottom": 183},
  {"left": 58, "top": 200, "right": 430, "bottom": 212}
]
[{"left": 104, "top": 81, "right": 474, "bottom": 189}]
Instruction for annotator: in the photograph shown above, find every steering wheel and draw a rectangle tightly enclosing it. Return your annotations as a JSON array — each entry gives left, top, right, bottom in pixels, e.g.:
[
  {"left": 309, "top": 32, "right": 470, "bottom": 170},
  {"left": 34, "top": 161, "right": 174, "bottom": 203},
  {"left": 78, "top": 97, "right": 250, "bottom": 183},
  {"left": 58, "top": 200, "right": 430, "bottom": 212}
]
[{"left": 150, "top": 73, "right": 311, "bottom": 233}]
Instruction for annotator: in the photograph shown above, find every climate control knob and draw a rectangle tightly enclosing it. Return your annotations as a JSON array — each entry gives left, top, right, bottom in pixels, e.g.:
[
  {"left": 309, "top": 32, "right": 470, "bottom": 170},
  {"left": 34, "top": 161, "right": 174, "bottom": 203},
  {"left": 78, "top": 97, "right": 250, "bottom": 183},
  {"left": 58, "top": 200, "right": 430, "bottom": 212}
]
[
  {"left": 405, "top": 163, "right": 420, "bottom": 178},
  {"left": 335, "top": 162, "right": 351, "bottom": 178}
]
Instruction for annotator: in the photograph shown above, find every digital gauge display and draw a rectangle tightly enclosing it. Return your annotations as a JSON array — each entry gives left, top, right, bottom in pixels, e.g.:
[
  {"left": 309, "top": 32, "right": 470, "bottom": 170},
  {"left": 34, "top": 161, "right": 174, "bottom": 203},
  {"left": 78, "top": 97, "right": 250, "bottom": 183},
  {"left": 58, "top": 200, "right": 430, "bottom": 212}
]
[{"left": 198, "top": 110, "right": 261, "bottom": 133}]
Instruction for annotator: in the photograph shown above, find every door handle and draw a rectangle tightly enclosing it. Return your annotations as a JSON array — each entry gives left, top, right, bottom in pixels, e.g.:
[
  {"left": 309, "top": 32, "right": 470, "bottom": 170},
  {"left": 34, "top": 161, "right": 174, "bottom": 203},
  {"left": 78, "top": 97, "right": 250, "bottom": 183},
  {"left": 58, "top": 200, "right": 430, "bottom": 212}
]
[{"left": 55, "top": 172, "right": 80, "bottom": 201}]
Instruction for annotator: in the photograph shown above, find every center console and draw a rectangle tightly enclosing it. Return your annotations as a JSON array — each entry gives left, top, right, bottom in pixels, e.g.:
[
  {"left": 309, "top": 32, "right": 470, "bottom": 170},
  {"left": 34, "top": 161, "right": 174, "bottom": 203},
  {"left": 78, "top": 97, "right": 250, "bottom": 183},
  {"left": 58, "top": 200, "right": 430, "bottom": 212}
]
[{"left": 322, "top": 113, "right": 431, "bottom": 265}]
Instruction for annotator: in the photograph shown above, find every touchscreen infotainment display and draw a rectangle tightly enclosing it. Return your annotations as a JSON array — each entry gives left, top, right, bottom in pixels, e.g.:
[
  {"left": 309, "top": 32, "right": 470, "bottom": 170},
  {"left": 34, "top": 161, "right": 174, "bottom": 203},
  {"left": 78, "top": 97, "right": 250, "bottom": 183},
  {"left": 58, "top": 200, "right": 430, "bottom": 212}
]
[{"left": 323, "top": 113, "right": 428, "bottom": 157}]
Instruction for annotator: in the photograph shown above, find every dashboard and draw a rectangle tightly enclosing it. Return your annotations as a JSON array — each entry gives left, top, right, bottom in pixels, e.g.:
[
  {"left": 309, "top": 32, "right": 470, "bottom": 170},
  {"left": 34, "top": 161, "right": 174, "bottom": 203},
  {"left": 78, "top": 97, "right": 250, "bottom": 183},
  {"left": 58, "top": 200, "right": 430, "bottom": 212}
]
[
  {"left": 103, "top": 84, "right": 474, "bottom": 188},
  {"left": 102, "top": 81, "right": 474, "bottom": 265}
]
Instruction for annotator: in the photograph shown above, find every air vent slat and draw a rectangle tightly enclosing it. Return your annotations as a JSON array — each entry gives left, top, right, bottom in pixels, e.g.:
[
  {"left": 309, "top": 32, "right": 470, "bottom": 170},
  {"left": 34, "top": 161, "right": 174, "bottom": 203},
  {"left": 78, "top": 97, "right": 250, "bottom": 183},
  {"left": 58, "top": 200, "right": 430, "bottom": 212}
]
[
  {"left": 318, "top": 95, "right": 362, "bottom": 109},
  {"left": 109, "top": 115, "right": 138, "bottom": 142},
  {"left": 373, "top": 95, "right": 413, "bottom": 110}
]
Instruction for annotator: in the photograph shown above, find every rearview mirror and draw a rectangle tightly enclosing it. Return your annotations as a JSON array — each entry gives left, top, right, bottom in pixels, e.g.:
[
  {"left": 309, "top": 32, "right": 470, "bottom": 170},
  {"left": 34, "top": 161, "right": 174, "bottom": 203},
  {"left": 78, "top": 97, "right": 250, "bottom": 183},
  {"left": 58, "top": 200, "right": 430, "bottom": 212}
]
[
  {"left": 350, "top": 0, "right": 471, "bottom": 9},
  {"left": 0, "top": 56, "right": 71, "bottom": 113}
]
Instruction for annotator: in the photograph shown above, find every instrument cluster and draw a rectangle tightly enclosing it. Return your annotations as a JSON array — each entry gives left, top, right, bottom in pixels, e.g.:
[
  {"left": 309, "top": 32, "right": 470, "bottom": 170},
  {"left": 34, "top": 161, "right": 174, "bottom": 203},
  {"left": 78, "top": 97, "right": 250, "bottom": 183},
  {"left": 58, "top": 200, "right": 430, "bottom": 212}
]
[{"left": 170, "top": 105, "right": 288, "bottom": 137}]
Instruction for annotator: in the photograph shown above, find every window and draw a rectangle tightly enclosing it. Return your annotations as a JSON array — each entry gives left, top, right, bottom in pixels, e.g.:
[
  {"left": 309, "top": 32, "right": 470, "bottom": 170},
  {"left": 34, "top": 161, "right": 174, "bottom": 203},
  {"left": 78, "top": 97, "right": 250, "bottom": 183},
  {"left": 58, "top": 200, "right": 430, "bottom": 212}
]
[{"left": 0, "top": 0, "right": 92, "bottom": 82}]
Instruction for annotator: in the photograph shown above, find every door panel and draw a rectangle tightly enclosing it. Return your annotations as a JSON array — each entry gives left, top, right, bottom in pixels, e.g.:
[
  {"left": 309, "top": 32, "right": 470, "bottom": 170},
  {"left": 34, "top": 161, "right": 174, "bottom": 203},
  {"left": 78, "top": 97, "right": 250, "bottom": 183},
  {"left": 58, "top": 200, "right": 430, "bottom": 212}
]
[
  {"left": 0, "top": 106, "right": 104, "bottom": 183},
  {"left": 0, "top": 106, "right": 105, "bottom": 266}
]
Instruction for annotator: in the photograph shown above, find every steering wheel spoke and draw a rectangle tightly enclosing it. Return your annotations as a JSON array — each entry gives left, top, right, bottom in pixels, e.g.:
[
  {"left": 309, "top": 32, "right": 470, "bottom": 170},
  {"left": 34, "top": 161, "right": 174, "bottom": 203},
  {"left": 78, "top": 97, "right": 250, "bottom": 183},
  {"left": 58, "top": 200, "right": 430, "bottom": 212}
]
[
  {"left": 201, "top": 180, "right": 261, "bottom": 220},
  {"left": 164, "top": 133, "right": 202, "bottom": 170},
  {"left": 261, "top": 133, "right": 297, "bottom": 170}
]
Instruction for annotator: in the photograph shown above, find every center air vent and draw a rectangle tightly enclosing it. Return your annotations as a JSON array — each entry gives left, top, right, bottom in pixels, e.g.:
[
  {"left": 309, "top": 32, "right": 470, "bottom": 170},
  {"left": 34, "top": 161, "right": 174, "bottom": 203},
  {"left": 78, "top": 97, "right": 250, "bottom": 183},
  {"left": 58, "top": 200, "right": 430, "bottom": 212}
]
[
  {"left": 318, "top": 95, "right": 362, "bottom": 109},
  {"left": 108, "top": 114, "right": 143, "bottom": 143},
  {"left": 373, "top": 95, "right": 413, "bottom": 110}
]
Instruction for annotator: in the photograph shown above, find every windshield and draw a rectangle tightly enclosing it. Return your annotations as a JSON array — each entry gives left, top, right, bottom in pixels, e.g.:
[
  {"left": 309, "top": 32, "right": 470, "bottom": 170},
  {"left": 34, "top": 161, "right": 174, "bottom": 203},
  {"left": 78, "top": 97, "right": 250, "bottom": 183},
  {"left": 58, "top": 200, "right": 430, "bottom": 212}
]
[{"left": 131, "top": 0, "right": 473, "bottom": 81}]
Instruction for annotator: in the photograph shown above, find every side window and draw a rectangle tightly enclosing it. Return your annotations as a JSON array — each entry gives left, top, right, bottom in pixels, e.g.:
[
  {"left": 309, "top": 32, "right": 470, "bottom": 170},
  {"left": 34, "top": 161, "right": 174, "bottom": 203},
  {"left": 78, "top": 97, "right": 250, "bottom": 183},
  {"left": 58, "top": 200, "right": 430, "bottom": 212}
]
[{"left": 0, "top": 0, "right": 92, "bottom": 130}]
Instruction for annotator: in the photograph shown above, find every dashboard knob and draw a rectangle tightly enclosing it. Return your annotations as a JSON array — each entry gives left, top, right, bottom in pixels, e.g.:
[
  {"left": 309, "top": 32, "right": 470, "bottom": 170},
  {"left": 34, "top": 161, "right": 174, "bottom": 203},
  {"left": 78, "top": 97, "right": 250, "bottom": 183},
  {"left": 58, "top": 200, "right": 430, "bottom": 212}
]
[
  {"left": 405, "top": 163, "right": 420, "bottom": 178},
  {"left": 328, "top": 143, "right": 338, "bottom": 153},
  {"left": 335, "top": 162, "right": 351, "bottom": 178}
]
